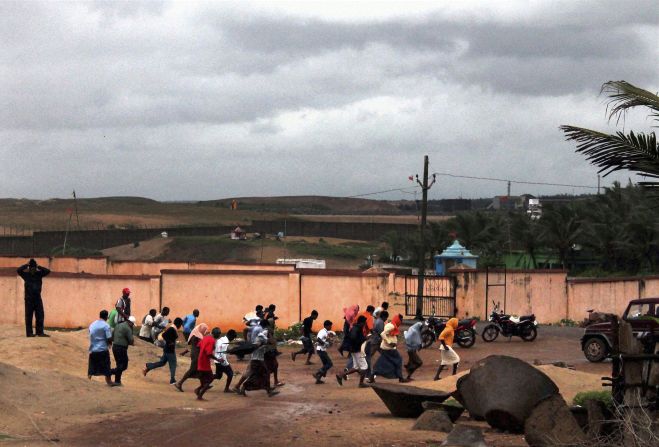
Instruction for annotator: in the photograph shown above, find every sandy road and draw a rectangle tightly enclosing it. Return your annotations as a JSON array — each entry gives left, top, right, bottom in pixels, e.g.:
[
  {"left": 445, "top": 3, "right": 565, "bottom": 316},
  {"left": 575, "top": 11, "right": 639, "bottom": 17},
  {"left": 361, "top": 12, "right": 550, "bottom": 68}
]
[{"left": 0, "top": 324, "right": 610, "bottom": 447}]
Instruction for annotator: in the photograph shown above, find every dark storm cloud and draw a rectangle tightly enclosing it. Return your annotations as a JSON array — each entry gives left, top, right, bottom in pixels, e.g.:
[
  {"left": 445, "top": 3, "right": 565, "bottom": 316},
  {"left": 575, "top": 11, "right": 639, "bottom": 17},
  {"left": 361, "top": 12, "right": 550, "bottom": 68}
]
[{"left": 0, "top": 1, "right": 657, "bottom": 200}]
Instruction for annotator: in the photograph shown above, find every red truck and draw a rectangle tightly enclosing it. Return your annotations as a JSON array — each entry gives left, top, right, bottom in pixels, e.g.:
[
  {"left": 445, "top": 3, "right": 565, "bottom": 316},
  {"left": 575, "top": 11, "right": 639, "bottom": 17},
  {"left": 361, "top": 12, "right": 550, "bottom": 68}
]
[{"left": 581, "top": 297, "right": 659, "bottom": 362}]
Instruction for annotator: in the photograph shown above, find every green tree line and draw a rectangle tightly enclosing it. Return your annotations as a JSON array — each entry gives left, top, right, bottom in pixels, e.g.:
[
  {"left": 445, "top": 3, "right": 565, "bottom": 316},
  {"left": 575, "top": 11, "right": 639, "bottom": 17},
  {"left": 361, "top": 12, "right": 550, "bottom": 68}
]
[{"left": 381, "top": 182, "right": 658, "bottom": 276}]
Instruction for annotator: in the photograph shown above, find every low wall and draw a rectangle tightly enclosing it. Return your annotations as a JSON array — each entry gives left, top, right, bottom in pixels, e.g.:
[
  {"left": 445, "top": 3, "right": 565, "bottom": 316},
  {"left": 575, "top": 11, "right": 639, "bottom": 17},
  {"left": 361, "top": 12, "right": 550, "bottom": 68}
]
[
  {"left": 0, "top": 257, "right": 296, "bottom": 276},
  {"left": 160, "top": 270, "right": 298, "bottom": 331},
  {"left": 0, "top": 271, "right": 160, "bottom": 328},
  {"left": 3, "top": 257, "right": 659, "bottom": 331},
  {"left": 299, "top": 270, "right": 390, "bottom": 331},
  {"left": 566, "top": 276, "right": 659, "bottom": 321},
  {"left": 452, "top": 269, "right": 568, "bottom": 323},
  {"left": 108, "top": 260, "right": 294, "bottom": 276}
]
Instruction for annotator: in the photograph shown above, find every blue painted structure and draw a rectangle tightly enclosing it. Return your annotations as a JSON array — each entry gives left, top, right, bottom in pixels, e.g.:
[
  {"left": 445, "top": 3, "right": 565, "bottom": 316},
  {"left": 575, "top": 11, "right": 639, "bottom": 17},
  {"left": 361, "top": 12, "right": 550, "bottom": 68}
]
[{"left": 434, "top": 240, "right": 479, "bottom": 274}]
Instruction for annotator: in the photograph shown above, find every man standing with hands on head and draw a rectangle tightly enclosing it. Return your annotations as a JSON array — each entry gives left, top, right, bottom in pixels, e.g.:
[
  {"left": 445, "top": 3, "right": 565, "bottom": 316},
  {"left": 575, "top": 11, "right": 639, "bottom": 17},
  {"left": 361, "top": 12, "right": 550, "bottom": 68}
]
[{"left": 17, "top": 259, "right": 51, "bottom": 337}]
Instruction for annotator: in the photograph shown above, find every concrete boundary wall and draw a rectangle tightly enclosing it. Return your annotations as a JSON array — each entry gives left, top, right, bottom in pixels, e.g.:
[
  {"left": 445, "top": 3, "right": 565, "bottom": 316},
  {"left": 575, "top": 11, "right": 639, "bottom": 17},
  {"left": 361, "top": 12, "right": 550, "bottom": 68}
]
[
  {"left": 2, "top": 256, "right": 659, "bottom": 330},
  {"left": 0, "top": 270, "right": 160, "bottom": 328},
  {"left": 0, "top": 256, "right": 296, "bottom": 276},
  {"left": 391, "top": 270, "right": 659, "bottom": 323}
]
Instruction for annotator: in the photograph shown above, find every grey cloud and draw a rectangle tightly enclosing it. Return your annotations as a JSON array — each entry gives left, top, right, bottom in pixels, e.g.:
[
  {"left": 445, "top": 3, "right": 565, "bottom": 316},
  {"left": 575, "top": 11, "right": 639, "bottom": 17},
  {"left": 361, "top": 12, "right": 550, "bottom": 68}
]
[{"left": 1, "top": 1, "right": 657, "bottom": 200}]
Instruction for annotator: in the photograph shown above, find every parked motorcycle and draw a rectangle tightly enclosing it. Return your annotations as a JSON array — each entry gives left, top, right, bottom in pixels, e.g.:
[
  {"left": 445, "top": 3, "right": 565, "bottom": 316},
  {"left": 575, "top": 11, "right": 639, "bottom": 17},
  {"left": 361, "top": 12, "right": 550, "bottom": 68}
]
[
  {"left": 421, "top": 316, "right": 477, "bottom": 349},
  {"left": 481, "top": 301, "right": 538, "bottom": 342}
]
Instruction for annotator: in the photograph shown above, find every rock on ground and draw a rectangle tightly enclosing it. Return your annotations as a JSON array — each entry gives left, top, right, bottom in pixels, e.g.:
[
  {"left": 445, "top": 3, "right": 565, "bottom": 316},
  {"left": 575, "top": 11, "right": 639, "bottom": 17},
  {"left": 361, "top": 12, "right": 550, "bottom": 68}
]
[
  {"left": 413, "top": 409, "right": 454, "bottom": 432},
  {"left": 454, "top": 355, "right": 559, "bottom": 432},
  {"left": 524, "top": 395, "right": 587, "bottom": 447},
  {"left": 441, "top": 424, "right": 488, "bottom": 447},
  {"left": 370, "top": 382, "right": 451, "bottom": 418}
]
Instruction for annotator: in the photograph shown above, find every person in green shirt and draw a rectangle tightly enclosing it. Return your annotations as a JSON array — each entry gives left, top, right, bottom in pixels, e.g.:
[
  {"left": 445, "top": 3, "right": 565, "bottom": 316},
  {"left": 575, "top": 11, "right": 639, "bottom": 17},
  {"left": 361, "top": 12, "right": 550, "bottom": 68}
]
[
  {"left": 110, "top": 316, "right": 135, "bottom": 385},
  {"left": 107, "top": 309, "right": 118, "bottom": 332}
]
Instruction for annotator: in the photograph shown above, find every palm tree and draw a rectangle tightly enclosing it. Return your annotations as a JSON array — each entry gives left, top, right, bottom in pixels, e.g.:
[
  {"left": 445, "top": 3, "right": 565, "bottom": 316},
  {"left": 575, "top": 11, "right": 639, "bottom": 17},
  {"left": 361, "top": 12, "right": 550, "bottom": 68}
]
[
  {"left": 509, "top": 212, "right": 541, "bottom": 268},
  {"left": 539, "top": 204, "right": 582, "bottom": 270},
  {"left": 560, "top": 81, "right": 659, "bottom": 194}
]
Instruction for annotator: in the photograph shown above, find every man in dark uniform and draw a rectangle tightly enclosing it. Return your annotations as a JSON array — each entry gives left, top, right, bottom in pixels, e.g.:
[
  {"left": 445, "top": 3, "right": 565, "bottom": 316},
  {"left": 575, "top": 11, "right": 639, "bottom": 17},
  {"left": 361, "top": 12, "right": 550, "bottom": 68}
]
[{"left": 17, "top": 259, "right": 51, "bottom": 337}]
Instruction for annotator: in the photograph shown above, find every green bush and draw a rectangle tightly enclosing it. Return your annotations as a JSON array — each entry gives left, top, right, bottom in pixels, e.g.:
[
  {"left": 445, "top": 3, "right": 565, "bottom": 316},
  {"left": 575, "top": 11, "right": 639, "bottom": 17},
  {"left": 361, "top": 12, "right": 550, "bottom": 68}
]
[
  {"left": 274, "top": 322, "right": 304, "bottom": 341},
  {"left": 573, "top": 390, "right": 614, "bottom": 409},
  {"left": 559, "top": 318, "right": 578, "bottom": 327}
]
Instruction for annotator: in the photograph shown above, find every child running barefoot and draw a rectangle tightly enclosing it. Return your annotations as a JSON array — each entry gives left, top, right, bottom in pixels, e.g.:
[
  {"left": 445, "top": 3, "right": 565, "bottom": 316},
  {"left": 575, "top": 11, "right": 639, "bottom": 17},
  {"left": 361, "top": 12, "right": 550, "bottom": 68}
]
[
  {"left": 433, "top": 318, "right": 460, "bottom": 381},
  {"left": 313, "top": 320, "right": 335, "bottom": 384}
]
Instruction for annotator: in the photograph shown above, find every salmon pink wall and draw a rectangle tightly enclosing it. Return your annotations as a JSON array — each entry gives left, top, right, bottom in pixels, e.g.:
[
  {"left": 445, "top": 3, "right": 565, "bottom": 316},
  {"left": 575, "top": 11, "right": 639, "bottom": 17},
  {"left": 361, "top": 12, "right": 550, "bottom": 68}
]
[
  {"left": 160, "top": 270, "right": 298, "bottom": 332},
  {"left": 565, "top": 277, "right": 658, "bottom": 321},
  {"left": 108, "top": 261, "right": 294, "bottom": 275},
  {"left": 299, "top": 272, "right": 389, "bottom": 331},
  {"left": 0, "top": 257, "right": 107, "bottom": 274},
  {"left": 0, "top": 271, "right": 160, "bottom": 328},
  {"left": 451, "top": 270, "right": 567, "bottom": 323}
]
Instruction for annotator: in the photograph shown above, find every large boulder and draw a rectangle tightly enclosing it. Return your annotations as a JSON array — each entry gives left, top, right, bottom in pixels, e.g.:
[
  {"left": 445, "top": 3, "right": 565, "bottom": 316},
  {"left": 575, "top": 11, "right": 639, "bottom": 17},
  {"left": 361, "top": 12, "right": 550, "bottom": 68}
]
[
  {"left": 370, "top": 382, "right": 451, "bottom": 418},
  {"left": 524, "top": 395, "right": 586, "bottom": 447},
  {"left": 412, "top": 409, "right": 454, "bottom": 432},
  {"left": 454, "top": 355, "right": 559, "bottom": 432},
  {"left": 422, "top": 401, "right": 465, "bottom": 422},
  {"left": 441, "top": 424, "right": 488, "bottom": 447}
]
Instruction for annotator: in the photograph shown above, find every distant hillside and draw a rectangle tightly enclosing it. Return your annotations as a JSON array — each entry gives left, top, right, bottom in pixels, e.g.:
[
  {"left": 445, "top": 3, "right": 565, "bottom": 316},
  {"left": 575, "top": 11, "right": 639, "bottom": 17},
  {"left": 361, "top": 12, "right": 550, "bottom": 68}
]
[
  {"left": 0, "top": 196, "right": 275, "bottom": 233},
  {"left": 200, "top": 196, "right": 402, "bottom": 215}
]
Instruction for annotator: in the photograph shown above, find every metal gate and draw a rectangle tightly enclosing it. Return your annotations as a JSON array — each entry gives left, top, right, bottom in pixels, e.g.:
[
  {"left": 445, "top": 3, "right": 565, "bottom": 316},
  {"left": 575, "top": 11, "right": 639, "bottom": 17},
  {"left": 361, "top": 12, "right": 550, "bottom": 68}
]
[{"left": 404, "top": 275, "right": 456, "bottom": 317}]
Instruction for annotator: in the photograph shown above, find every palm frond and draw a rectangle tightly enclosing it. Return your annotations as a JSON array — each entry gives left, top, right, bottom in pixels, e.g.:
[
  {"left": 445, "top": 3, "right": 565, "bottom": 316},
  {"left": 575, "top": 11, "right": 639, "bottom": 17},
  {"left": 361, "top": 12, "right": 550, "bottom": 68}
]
[
  {"left": 601, "top": 81, "right": 659, "bottom": 125},
  {"left": 559, "top": 125, "right": 659, "bottom": 188}
]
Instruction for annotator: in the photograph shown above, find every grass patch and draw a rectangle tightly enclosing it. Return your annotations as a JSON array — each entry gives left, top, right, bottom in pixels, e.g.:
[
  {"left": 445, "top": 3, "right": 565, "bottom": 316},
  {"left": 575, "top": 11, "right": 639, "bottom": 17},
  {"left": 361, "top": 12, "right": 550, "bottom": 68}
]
[
  {"left": 573, "top": 390, "right": 614, "bottom": 409},
  {"left": 287, "top": 240, "right": 382, "bottom": 260}
]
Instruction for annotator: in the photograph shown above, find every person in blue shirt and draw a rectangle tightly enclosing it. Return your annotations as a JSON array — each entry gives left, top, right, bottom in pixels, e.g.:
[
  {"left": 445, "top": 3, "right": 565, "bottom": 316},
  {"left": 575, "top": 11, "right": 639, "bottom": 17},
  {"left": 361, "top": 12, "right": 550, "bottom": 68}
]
[
  {"left": 182, "top": 309, "right": 200, "bottom": 340},
  {"left": 87, "top": 310, "right": 118, "bottom": 387}
]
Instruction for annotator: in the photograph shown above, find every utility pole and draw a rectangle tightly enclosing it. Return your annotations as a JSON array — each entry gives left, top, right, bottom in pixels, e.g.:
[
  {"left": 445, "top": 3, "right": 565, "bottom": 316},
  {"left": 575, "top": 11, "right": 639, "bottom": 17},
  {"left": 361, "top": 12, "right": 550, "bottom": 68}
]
[
  {"left": 415, "top": 155, "right": 436, "bottom": 320},
  {"left": 72, "top": 190, "right": 81, "bottom": 230},
  {"left": 597, "top": 175, "right": 601, "bottom": 195},
  {"left": 507, "top": 180, "right": 511, "bottom": 198}
]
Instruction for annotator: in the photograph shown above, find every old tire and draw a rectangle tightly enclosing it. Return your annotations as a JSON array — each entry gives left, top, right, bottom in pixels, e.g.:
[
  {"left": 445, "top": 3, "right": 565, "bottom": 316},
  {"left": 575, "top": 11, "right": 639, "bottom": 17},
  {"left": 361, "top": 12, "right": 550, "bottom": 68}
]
[
  {"left": 482, "top": 325, "right": 499, "bottom": 342},
  {"left": 583, "top": 338, "right": 607, "bottom": 363},
  {"left": 521, "top": 326, "right": 538, "bottom": 342},
  {"left": 421, "top": 329, "right": 435, "bottom": 349},
  {"left": 457, "top": 328, "right": 476, "bottom": 348}
]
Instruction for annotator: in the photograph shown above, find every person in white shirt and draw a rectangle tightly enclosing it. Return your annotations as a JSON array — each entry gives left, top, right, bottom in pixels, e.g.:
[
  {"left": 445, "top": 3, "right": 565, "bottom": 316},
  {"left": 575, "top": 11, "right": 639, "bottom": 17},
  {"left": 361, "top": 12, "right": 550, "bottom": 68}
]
[
  {"left": 312, "top": 320, "right": 336, "bottom": 384},
  {"left": 212, "top": 328, "right": 237, "bottom": 393},
  {"left": 139, "top": 309, "right": 157, "bottom": 342},
  {"left": 151, "top": 307, "right": 170, "bottom": 342},
  {"left": 373, "top": 301, "right": 389, "bottom": 319}
]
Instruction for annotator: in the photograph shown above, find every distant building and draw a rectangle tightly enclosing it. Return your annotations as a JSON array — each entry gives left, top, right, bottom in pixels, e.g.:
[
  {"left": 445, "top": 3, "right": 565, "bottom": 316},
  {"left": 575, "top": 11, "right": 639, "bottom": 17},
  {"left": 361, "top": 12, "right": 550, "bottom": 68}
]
[
  {"left": 230, "top": 226, "right": 247, "bottom": 240},
  {"left": 276, "top": 258, "right": 326, "bottom": 269},
  {"left": 434, "top": 240, "right": 479, "bottom": 275},
  {"left": 489, "top": 194, "right": 537, "bottom": 211}
]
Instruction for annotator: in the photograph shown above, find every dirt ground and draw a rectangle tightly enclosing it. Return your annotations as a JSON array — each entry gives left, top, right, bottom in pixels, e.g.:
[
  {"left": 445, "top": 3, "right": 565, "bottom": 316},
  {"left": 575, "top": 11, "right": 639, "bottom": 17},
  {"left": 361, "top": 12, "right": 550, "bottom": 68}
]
[{"left": 0, "top": 325, "right": 611, "bottom": 447}]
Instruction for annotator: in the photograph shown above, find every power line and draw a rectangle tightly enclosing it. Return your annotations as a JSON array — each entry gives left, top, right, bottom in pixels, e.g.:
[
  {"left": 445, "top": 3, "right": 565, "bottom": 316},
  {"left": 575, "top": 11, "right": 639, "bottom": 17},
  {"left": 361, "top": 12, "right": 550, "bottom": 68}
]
[
  {"left": 432, "top": 172, "right": 599, "bottom": 190},
  {"left": 345, "top": 186, "right": 419, "bottom": 198}
]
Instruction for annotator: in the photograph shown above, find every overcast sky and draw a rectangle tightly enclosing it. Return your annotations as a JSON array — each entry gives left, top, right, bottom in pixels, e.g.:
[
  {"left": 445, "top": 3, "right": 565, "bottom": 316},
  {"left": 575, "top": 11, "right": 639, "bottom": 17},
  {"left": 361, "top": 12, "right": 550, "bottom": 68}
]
[{"left": 2, "top": 1, "right": 658, "bottom": 201}]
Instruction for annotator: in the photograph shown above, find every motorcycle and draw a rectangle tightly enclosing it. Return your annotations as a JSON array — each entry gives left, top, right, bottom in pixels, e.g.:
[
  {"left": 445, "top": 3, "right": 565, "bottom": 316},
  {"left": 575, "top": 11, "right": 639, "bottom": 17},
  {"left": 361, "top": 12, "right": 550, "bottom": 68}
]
[
  {"left": 421, "top": 315, "right": 477, "bottom": 349},
  {"left": 481, "top": 301, "right": 538, "bottom": 342}
]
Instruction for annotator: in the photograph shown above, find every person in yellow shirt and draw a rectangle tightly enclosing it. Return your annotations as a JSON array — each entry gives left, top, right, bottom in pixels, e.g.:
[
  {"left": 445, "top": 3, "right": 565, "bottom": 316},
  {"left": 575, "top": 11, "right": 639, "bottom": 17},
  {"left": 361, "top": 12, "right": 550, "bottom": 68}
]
[{"left": 433, "top": 317, "right": 460, "bottom": 381}]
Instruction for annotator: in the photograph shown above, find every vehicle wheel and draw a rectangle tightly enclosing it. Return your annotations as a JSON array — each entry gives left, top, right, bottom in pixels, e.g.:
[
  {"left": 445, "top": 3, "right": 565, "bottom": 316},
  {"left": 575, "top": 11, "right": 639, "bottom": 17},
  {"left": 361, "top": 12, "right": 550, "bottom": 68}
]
[
  {"left": 421, "top": 329, "right": 435, "bottom": 349},
  {"left": 583, "top": 338, "right": 608, "bottom": 362},
  {"left": 457, "top": 328, "right": 476, "bottom": 348},
  {"left": 482, "top": 325, "right": 499, "bottom": 342},
  {"left": 521, "top": 326, "right": 538, "bottom": 342}
]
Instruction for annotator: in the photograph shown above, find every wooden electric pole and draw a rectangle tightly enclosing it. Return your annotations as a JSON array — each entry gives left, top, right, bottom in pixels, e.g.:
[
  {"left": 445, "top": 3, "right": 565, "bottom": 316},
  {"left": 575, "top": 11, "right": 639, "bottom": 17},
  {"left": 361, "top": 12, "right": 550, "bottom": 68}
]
[{"left": 415, "top": 155, "right": 436, "bottom": 320}]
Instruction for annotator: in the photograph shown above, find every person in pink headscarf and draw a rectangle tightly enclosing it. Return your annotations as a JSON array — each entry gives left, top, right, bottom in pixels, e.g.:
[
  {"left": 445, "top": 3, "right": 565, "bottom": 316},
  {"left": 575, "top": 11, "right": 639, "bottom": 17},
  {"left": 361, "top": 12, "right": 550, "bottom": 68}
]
[
  {"left": 174, "top": 323, "right": 208, "bottom": 392},
  {"left": 338, "top": 305, "right": 360, "bottom": 356}
]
